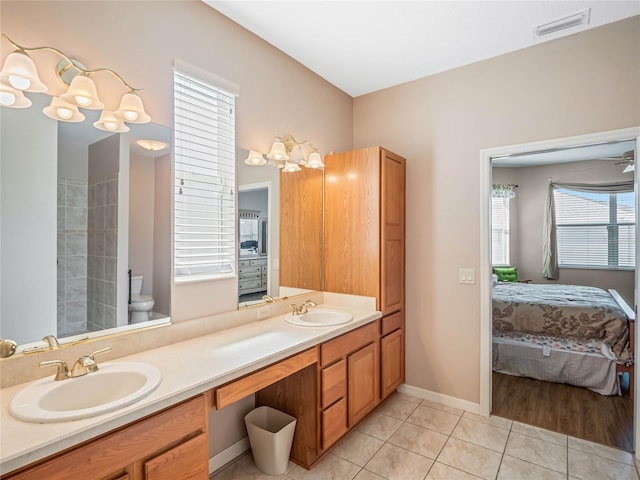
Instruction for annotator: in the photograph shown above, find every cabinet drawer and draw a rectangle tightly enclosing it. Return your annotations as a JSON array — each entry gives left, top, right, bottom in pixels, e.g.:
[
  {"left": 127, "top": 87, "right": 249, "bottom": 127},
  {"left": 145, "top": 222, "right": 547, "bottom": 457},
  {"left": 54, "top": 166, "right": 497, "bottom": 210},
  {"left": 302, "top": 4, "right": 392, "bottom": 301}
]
[
  {"left": 144, "top": 432, "right": 209, "bottom": 480},
  {"left": 321, "top": 359, "right": 346, "bottom": 409},
  {"left": 250, "top": 258, "right": 268, "bottom": 266},
  {"left": 239, "top": 279, "right": 263, "bottom": 290},
  {"left": 239, "top": 265, "right": 262, "bottom": 275},
  {"left": 321, "top": 398, "right": 347, "bottom": 450},
  {"left": 215, "top": 348, "right": 318, "bottom": 409},
  {"left": 239, "top": 259, "right": 251, "bottom": 267},
  {"left": 381, "top": 311, "right": 403, "bottom": 336},
  {"left": 321, "top": 321, "right": 378, "bottom": 367}
]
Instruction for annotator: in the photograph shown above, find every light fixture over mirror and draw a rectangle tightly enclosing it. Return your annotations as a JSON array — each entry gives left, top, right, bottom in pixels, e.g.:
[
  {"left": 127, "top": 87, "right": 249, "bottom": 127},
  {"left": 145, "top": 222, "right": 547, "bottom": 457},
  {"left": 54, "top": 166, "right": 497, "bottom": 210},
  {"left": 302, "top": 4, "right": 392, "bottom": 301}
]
[
  {"left": 0, "top": 33, "right": 151, "bottom": 132},
  {"left": 246, "top": 134, "right": 325, "bottom": 171}
]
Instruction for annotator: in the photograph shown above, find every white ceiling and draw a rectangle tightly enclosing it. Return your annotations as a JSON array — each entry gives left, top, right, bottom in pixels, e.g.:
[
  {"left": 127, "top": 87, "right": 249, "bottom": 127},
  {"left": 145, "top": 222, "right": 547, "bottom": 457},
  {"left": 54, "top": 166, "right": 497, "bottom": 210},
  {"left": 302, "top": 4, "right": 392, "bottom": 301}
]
[{"left": 205, "top": 1, "right": 640, "bottom": 97}]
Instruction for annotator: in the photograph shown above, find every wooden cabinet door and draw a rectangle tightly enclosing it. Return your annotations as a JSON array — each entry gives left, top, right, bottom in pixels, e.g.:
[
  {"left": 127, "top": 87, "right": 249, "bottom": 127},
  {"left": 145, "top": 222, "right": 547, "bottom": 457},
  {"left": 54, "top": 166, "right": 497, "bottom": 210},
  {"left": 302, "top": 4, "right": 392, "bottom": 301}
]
[
  {"left": 324, "top": 147, "right": 380, "bottom": 299},
  {"left": 380, "top": 150, "right": 405, "bottom": 316},
  {"left": 321, "top": 398, "right": 348, "bottom": 450},
  {"left": 144, "top": 433, "right": 209, "bottom": 480},
  {"left": 347, "top": 342, "right": 379, "bottom": 426},
  {"left": 381, "top": 329, "right": 404, "bottom": 399}
]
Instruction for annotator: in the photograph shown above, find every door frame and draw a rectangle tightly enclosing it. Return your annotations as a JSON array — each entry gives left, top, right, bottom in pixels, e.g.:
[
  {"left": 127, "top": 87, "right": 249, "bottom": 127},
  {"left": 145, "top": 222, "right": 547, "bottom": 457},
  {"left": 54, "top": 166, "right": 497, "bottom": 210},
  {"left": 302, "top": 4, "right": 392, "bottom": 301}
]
[{"left": 479, "top": 126, "right": 640, "bottom": 451}]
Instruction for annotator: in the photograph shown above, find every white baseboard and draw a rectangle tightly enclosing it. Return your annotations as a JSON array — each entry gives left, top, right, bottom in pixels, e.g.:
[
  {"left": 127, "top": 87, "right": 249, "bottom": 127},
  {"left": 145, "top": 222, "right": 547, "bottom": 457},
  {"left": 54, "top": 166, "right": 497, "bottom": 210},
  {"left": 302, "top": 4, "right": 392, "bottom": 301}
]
[
  {"left": 209, "top": 437, "right": 250, "bottom": 475},
  {"left": 398, "top": 383, "right": 482, "bottom": 415}
]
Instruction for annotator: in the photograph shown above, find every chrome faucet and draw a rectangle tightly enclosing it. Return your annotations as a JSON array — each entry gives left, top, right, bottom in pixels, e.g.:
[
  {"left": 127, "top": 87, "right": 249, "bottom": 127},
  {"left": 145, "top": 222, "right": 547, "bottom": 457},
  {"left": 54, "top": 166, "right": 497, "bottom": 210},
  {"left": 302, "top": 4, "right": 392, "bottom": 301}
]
[
  {"left": 289, "top": 300, "right": 318, "bottom": 316},
  {"left": 40, "top": 347, "right": 112, "bottom": 381}
]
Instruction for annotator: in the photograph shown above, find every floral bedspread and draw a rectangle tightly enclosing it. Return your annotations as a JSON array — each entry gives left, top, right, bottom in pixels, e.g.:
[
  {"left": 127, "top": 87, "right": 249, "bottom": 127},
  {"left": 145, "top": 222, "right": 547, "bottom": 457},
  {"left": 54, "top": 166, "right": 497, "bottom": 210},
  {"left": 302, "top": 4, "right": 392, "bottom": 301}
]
[{"left": 492, "top": 282, "right": 631, "bottom": 364}]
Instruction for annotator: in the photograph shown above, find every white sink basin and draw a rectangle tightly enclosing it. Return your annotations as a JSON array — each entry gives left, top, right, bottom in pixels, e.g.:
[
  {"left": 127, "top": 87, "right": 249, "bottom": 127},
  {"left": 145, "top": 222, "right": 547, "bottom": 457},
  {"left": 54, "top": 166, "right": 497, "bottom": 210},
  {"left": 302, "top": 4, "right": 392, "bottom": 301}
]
[
  {"left": 285, "top": 309, "right": 353, "bottom": 327},
  {"left": 10, "top": 362, "right": 162, "bottom": 423}
]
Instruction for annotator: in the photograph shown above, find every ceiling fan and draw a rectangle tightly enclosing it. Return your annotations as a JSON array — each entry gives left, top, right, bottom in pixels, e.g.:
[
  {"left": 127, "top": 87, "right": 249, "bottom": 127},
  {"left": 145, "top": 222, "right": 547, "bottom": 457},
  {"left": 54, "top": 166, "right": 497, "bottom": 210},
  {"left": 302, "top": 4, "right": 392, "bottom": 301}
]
[{"left": 575, "top": 150, "right": 635, "bottom": 173}]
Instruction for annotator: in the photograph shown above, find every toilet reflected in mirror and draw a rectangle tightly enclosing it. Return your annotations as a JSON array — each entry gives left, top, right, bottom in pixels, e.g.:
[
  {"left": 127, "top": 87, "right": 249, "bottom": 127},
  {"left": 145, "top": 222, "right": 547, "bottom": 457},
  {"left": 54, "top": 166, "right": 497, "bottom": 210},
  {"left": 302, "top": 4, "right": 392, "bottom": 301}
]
[{"left": 128, "top": 274, "right": 155, "bottom": 324}]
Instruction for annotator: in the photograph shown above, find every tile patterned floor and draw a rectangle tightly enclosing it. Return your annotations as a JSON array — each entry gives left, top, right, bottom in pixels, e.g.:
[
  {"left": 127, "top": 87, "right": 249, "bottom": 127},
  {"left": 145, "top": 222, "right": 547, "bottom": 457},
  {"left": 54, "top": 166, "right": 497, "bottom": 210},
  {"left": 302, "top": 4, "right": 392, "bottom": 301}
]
[{"left": 211, "top": 392, "right": 639, "bottom": 480}]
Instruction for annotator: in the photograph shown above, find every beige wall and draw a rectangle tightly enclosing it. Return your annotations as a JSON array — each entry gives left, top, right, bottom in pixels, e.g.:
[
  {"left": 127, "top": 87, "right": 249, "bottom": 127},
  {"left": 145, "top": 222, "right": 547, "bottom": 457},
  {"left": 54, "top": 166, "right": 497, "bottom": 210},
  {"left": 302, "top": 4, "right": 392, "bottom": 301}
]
[
  {"left": 494, "top": 161, "right": 635, "bottom": 306},
  {"left": 354, "top": 17, "right": 640, "bottom": 403},
  {"left": 1, "top": 0, "right": 353, "bottom": 322}
]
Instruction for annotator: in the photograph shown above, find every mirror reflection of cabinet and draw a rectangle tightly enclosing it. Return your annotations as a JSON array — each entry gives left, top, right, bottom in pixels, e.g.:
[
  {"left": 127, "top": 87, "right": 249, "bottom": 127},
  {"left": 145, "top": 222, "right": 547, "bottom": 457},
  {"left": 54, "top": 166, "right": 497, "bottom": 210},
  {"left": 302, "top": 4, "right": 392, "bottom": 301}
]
[{"left": 238, "top": 190, "right": 270, "bottom": 304}]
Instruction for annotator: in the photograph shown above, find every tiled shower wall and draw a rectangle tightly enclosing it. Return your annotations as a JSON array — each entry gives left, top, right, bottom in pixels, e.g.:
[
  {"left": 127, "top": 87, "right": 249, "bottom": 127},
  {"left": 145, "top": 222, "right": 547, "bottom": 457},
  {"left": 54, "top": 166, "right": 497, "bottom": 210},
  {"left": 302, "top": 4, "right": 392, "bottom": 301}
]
[
  {"left": 57, "top": 179, "right": 88, "bottom": 336},
  {"left": 87, "top": 175, "right": 118, "bottom": 332}
]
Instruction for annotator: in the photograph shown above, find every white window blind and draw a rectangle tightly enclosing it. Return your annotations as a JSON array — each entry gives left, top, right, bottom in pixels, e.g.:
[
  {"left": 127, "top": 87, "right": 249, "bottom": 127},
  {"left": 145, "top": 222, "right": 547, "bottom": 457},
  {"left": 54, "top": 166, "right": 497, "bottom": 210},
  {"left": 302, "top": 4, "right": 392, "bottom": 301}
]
[
  {"left": 174, "top": 70, "right": 236, "bottom": 281},
  {"left": 554, "top": 189, "right": 635, "bottom": 269},
  {"left": 492, "top": 197, "right": 510, "bottom": 266}
]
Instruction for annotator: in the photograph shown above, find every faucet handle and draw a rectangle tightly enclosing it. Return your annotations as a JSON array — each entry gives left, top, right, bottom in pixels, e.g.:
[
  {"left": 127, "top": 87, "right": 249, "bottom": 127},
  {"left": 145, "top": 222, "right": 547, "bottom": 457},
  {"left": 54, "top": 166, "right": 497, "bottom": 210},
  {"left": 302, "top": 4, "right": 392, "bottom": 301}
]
[
  {"left": 289, "top": 304, "right": 301, "bottom": 316},
  {"left": 87, "top": 347, "right": 112, "bottom": 373},
  {"left": 40, "top": 360, "right": 70, "bottom": 381}
]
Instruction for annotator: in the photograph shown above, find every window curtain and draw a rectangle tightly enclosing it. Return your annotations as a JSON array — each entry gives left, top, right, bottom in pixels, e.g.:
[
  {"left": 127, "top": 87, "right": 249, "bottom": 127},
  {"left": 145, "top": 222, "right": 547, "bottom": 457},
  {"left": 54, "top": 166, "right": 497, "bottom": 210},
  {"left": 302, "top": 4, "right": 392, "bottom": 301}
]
[{"left": 542, "top": 181, "right": 634, "bottom": 279}]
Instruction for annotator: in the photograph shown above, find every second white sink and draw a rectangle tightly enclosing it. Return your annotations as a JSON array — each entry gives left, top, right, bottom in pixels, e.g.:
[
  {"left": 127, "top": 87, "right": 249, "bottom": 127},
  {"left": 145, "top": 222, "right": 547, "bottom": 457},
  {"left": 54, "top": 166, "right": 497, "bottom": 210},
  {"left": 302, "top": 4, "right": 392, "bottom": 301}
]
[
  {"left": 285, "top": 309, "right": 353, "bottom": 327},
  {"left": 10, "top": 362, "right": 162, "bottom": 423}
]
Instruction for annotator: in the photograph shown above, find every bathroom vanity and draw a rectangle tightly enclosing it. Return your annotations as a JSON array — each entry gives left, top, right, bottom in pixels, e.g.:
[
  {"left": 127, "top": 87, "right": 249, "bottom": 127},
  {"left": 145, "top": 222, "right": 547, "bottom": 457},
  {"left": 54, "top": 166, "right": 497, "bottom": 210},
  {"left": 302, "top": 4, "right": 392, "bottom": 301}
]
[{"left": 0, "top": 300, "right": 404, "bottom": 479}]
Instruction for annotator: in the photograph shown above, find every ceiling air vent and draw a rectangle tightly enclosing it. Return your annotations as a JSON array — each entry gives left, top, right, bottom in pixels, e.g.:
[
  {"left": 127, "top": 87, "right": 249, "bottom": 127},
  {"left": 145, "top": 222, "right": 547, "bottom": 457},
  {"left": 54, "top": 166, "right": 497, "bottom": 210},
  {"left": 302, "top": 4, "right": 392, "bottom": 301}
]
[{"left": 533, "top": 8, "right": 590, "bottom": 38}]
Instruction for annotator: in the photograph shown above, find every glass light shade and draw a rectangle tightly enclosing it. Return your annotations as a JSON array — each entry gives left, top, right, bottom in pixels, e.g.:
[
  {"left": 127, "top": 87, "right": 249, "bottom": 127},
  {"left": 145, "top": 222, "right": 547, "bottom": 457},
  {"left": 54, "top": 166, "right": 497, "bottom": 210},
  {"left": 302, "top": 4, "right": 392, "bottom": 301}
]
[
  {"left": 267, "top": 141, "right": 289, "bottom": 161},
  {"left": 94, "top": 110, "right": 129, "bottom": 133},
  {"left": 60, "top": 74, "right": 104, "bottom": 109},
  {"left": 136, "top": 139, "right": 168, "bottom": 151},
  {"left": 117, "top": 92, "right": 151, "bottom": 124},
  {"left": 0, "top": 51, "right": 47, "bottom": 93},
  {"left": 306, "top": 151, "right": 325, "bottom": 169},
  {"left": 43, "top": 97, "right": 85, "bottom": 122},
  {"left": 282, "top": 161, "right": 301, "bottom": 173},
  {"left": 0, "top": 82, "right": 31, "bottom": 108},
  {"left": 244, "top": 150, "right": 267, "bottom": 166}
]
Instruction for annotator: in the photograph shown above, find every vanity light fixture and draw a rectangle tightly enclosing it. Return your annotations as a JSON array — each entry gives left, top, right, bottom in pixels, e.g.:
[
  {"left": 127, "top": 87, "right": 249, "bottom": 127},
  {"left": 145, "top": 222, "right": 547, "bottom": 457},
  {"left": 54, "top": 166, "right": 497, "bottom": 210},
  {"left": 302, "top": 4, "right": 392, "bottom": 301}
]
[
  {"left": 0, "top": 33, "right": 151, "bottom": 131},
  {"left": 249, "top": 134, "right": 325, "bottom": 172}
]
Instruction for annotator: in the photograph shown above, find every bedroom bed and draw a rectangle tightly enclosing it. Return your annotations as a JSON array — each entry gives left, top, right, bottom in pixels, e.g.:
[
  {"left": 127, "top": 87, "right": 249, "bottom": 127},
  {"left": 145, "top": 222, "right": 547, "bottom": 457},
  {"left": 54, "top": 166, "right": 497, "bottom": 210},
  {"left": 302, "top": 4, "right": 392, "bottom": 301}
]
[{"left": 492, "top": 282, "right": 635, "bottom": 396}]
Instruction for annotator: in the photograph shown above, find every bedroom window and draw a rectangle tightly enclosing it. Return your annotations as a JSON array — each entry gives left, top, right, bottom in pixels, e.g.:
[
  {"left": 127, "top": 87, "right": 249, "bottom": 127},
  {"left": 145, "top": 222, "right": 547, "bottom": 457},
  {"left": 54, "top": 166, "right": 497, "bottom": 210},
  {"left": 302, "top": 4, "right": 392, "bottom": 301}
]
[
  {"left": 491, "top": 197, "right": 510, "bottom": 265},
  {"left": 173, "top": 67, "right": 237, "bottom": 282},
  {"left": 554, "top": 188, "right": 635, "bottom": 269}
]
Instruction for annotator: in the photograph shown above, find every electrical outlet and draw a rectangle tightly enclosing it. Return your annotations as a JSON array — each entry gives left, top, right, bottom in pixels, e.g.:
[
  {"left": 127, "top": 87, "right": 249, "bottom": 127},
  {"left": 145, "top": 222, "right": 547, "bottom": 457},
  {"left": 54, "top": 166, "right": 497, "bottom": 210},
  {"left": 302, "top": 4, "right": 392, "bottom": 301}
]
[
  {"left": 257, "top": 306, "right": 271, "bottom": 320},
  {"left": 458, "top": 268, "right": 476, "bottom": 285}
]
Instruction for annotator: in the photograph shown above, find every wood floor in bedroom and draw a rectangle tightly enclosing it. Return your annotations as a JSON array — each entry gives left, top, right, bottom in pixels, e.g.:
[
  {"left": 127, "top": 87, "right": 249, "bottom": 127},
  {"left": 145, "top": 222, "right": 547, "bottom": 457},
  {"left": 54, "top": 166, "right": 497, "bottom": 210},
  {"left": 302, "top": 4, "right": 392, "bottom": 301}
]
[{"left": 492, "top": 372, "right": 634, "bottom": 452}]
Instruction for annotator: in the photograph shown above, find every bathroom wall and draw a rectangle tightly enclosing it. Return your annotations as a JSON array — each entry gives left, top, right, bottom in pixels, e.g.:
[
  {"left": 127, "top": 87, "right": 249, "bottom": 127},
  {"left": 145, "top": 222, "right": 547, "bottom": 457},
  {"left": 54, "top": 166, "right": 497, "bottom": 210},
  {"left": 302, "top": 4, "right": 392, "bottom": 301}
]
[
  {"left": 353, "top": 16, "right": 640, "bottom": 404},
  {"left": 0, "top": 94, "right": 57, "bottom": 344}
]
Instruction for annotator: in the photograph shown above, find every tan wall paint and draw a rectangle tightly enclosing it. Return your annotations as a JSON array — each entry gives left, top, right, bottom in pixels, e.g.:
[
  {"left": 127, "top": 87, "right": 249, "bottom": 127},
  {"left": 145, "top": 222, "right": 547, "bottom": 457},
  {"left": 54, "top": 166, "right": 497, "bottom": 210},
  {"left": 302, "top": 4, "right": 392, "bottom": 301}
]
[
  {"left": 354, "top": 17, "right": 640, "bottom": 403},
  {"left": 1, "top": 0, "right": 353, "bottom": 322},
  {"left": 493, "top": 162, "right": 635, "bottom": 306}
]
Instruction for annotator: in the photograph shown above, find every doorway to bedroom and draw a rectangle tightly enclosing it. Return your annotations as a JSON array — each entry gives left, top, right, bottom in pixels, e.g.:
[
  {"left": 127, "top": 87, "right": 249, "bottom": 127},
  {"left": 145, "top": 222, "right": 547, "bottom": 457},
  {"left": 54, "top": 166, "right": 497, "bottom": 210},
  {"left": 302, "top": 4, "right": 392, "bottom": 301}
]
[{"left": 480, "top": 128, "right": 639, "bottom": 454}]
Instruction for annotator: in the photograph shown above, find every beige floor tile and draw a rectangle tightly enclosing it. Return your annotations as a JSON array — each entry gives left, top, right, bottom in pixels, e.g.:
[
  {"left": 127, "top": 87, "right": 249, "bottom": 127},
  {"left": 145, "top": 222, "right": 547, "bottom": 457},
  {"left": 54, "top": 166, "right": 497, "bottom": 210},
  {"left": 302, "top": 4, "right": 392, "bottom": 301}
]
[
  {"left": 498, "top": 455, "right": 566, "bottom": 480},
  {"left": 437, "top": 437, "right": 502, "bottom": 480},
  {"left": 364, "top": 443, "right": 434, "bottom": 480},
  {"left": 211, "top": 453, "right": 292, "bottom": 479},
  {"left": 353, "top": 470, "right": 385, "bottom": 480},
  {"left": 420, "top": 399, "right": 464, "bottom": 416},
  {"left": 568, "top": 436, "right": 634, "bottom": 465},
  {"left": 332, "top": 430, "right": 385, "bottom": 467},
  {"left": 393, "top": 391, "right": 423, "bottom": 404},
  {"left": 505, "top": 432, "right": 567, "bottom": 474},
  {"left": 426, "top": 462, "right": 483, "bottom": 479},
  {"left": 568, "top": 448, "right": 639, "bottom": 480},
  {"left": 357, "top": 411, "right": 404, "bottom": 441},
  {"left": 287, "top": 453, "right": 361, "bottom": 480},
  {"left": 406, "top": 405, "right": 461, "bottom": 435},
  {"left": 376, "top": 394, "right": 421, "bottom": 420},
  {"left": 512, "top": 422, "right": 567, "bottom": 446},
  {"left": 462, "top": 411, "right": 512, "bottom": 430},
  {"left": 451, "top": 417, "right": 509, "bottom": 453},
  {"left": 388, "top": 422, "right": 448, "bottom": 459}
]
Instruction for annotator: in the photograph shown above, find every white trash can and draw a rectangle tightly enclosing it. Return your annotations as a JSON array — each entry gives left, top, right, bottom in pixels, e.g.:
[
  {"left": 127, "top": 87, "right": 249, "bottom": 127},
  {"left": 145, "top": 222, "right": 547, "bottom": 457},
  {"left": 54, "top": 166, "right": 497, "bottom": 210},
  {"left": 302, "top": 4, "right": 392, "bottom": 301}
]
[{"left": 244, "top": 406, "right": 297, "bottom": 475}]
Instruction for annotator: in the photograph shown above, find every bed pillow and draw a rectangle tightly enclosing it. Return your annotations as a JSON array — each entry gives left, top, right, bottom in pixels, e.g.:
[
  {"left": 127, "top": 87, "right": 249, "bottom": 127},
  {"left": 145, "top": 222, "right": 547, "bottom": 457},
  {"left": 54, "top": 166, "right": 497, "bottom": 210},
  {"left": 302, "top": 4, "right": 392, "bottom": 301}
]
[{"left": 493, "top": 267, "right": 518, "bottom": 282}]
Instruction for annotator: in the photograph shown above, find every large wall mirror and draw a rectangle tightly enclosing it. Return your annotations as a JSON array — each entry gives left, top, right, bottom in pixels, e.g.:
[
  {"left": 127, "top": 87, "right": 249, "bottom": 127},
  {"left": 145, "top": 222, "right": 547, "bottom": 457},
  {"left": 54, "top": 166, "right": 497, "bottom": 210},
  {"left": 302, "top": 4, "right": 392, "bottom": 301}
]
[
  {"left": 1, "top": 93, "right": 172, "bottom": 348},
  {"left": 237, "top": 147, "right": 324, "bottom": 308}
]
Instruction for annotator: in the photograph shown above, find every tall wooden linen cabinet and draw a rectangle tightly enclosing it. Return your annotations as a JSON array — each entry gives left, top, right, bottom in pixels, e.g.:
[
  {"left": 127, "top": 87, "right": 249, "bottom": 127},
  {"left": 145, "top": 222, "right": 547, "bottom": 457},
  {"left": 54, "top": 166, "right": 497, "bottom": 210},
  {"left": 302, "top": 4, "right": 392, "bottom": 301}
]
[{"left": 324, "top": 146, "right": 406, "bottom": 401}]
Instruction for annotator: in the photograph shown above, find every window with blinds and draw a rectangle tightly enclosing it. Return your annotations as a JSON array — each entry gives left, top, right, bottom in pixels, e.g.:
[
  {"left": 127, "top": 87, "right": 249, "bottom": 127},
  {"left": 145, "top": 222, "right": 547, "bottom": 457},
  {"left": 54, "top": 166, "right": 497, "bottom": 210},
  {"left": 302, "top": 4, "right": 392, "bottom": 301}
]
[
  {"left": 174, "top": 70, "right": 236, "bottom": 281},
  {"left": 491, "top": 197, "right": 510, "bottom": 266},
  {"left": 554, "top": 188, "right": 635, "bottom": 269}
]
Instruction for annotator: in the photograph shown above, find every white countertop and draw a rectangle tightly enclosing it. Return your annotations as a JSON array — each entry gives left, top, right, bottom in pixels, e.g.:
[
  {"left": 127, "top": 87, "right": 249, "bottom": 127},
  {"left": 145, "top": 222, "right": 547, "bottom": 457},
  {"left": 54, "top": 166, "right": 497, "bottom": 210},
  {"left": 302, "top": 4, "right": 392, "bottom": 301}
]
[{"left": 0, "top": 303, "right": 381, "bottom": 475}]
